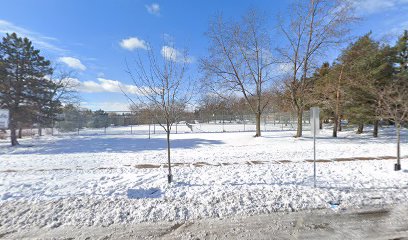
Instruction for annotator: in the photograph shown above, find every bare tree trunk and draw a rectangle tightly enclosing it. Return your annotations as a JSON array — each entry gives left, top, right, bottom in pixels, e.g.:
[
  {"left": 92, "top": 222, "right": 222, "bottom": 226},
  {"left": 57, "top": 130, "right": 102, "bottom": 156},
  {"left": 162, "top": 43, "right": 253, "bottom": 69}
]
[
  {"left": 373, "top": 120, "right": 379, "bottom": 138},
  {"left": 337, "top": 117, "right": 342, "bottom": 132},
  {"left": 356, "top": 123, "right": 364, "bottom": 134},
  {"left": 166, "top": 124, "right": 173, "bottom": 183},
  {"left": 336, "top": 65, "right": 343, "bottom": 134},
  {"left": 10, "top": 113, "right": 19, "bottom": 146},
  {"left": 296, "top": 108, "right": 303, "bottom": 137},
  {"left": 10, "top": 124, "right": 19, "bottom": 146},
  {"left": 395, "top": 121, "right": 401, "bottom": 171},
  {"left": 333, "top": 113, "right": 338, "bottom": 138},
  {"left": 255, "top": 112, "right": 261, "bottom": 137}
]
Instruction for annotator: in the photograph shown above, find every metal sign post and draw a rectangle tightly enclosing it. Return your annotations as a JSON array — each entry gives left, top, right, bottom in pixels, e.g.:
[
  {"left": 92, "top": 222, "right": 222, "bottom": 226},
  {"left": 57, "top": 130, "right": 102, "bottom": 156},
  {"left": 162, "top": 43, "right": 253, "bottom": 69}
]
[
  {"left": 310, "top": 107, "right": 320, "bottom": 188},
  {"left": 0, "top": 109, "right": 9, "bottom": 129}
]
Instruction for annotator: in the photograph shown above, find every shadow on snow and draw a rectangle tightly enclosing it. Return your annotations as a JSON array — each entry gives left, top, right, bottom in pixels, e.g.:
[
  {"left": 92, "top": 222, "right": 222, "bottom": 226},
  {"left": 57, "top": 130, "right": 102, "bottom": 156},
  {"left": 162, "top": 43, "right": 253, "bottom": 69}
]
[
  {"left": 6, "top": 136, "right": 224, "bottom": 155},
  {"left": 127, "top": 188, "right": 162, "bottom": 199}
]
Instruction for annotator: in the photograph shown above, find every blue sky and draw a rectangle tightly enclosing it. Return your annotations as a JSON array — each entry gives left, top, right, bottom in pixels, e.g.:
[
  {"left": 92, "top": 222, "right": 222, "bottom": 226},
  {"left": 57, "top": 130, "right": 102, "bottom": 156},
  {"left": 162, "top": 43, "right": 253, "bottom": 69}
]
[{"left": 1, "top": 0, "right": 408, "bottom": 111}]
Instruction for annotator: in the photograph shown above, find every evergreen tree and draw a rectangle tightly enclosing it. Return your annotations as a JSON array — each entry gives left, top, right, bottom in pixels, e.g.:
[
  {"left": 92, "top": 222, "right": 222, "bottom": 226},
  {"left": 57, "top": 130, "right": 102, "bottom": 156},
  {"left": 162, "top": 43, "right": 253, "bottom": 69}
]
[
  {"left": 0, "top": 33, "right": 54, "bottom": 145},
  {"left": 340, "top": 33, "right": 393, "bottom": 136},
  {"left": 394, "top": 30, "right": 408, "bottom": 77},
  {"left": 91, "top": 109, "right": 109, "bottom": 129}
]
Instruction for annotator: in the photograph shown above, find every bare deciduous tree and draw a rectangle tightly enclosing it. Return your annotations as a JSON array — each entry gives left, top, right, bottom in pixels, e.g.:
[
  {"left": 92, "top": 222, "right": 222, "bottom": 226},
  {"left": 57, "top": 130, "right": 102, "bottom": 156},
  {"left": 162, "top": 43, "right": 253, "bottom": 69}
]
[
  {"left": 47, "top": 68, "right": 80, "bottom": 135},
  {"left": 278, "top": 0, "right": 355, "bottom": 137},
  {"left": 311, "top": 62, "right": 346, "bottom": 137},
  {"left": 124, "top": 44, "right": 192, "bottom": 183},
  {"left": 201, "top": 9, "right": 275, "bottom": 137},
  {"left": 379, "top": 82, "right": 408, "bottom": 171}
]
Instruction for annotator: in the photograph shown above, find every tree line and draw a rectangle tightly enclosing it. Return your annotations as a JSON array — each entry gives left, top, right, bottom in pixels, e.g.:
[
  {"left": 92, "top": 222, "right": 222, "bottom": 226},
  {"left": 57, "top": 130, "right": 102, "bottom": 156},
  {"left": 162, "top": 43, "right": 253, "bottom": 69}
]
[
  {"left": 311, "top": 32, "right": 408, "bottom": 138},
  {"left": 123, "top": 1, "right": 407, "bottom": 180},
  {"left": 1, "top": 1, "right": 407, "bottom": 177},
  {"left": 198, "top": 1, "right": 407, "bottom": 139}
]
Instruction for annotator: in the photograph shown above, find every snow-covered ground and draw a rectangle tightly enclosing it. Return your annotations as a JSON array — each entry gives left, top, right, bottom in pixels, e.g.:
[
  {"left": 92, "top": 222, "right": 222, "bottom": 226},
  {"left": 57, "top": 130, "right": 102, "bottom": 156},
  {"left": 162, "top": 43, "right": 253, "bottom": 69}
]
[{"left": 0, "top": 124, "right": 407, "bottom": 232}]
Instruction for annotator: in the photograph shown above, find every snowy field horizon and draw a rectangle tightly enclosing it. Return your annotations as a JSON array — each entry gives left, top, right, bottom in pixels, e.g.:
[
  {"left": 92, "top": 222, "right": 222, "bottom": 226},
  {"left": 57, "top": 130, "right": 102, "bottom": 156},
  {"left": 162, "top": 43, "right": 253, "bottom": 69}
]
[{"left": 1, "top": 123, "right": 407, "bottom": 233}]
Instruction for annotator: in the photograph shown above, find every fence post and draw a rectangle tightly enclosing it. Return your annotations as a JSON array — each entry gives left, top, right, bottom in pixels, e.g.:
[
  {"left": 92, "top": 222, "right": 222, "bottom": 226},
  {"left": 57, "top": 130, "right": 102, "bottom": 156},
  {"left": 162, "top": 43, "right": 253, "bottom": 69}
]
[
  {"left": 243, "top": 115, "right": 246, "bottom": 132},
  {"left": 264, "top": 116, "right": 266, "bottom": 132},
  {"left": 77, "top": 114, "right": 80, "bottom": 136},
  {"left": 222, "top": 112, "right": 225, "bottom": 132},
  {"left": 51, "top": 119, "right": 54, "bottom": 136},
  {"left": 273, "top": 113, "right": 276, "bottom": 126},
  {"left": 281, "top": 116, "right": 284, "bottom": 130}
]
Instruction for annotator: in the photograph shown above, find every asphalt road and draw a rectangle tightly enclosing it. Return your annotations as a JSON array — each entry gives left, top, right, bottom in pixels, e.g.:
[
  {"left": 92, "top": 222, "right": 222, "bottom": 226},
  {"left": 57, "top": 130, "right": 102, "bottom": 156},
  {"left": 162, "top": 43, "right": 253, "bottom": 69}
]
[{"left": 3, "top": 204, "right": 408, "bottom": 239}]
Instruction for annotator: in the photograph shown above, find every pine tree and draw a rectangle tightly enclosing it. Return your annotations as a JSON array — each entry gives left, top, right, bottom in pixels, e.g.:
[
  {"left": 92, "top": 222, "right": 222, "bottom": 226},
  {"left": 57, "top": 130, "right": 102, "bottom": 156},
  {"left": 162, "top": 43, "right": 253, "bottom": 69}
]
[
  {"left": 0, "top": 33, "right": 53, "bottom": 145},
  {"left": 394, "top": 30, "right": 408, "bottom": 76},
  {"left": 91, "top": 110, "right": 109, "bottom": 129},
  {"left": 340, "top": 33, "right": 393, "bottom": 136}
]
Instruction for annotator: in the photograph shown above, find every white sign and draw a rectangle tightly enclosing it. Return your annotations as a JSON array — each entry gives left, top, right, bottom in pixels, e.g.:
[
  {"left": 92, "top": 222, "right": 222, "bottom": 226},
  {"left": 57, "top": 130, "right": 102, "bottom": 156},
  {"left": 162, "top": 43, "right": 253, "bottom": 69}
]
[
  {"left": 310, "top": 107, "right": 320, "bottom": 135},
  {"left": 0, "top": 109, "right": 9, "bottom": 129}
]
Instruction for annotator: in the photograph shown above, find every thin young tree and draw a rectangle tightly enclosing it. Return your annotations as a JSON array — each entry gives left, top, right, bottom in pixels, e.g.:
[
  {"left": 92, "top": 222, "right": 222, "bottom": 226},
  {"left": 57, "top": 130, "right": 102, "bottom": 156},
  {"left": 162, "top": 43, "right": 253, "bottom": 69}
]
[
  {"left": 278, "top": 0, "right": 355, "bottom": 137},
  {"left": 379, "top": 30, "right": 408, "bottom": 171},
  {"left": 47, "top": 69, "right": 79, "bottom": 135},
  {"left": 124, "top": 43, "right": 192, "bottom": 183},
  {"left": 201, "top": 9, "right": 275, "bottom": 137},
  {"left": 379, "top": 82, "right": 408, "bottom": 171}
]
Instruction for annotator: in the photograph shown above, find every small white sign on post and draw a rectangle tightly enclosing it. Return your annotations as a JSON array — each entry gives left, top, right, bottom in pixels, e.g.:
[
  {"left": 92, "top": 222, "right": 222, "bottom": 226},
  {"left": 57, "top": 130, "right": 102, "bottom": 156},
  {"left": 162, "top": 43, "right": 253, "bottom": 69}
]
[
  {"left": 310, "top": 107, "right": 320, "bottom": 187},
  {"left": 0, "top": 109, "right": 9, "bottom": 129},
  {"left": 310, "top": 107, "right": 320, "bottom": 135}
]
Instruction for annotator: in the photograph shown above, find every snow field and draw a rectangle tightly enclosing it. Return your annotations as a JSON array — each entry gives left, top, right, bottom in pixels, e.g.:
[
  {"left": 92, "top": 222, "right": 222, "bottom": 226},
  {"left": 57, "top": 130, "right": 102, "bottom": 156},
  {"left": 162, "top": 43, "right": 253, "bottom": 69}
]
[{"left": 0, "top": 125, "right": 407, "bottom": 231}]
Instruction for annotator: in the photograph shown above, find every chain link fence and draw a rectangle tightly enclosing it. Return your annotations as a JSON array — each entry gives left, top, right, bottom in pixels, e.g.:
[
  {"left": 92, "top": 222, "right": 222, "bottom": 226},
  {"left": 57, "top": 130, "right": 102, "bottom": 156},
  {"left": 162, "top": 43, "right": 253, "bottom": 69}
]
[
  {"left": 0, "top": 110, "right": 312, "bottom": 139},
  {"left": 49, "top": 111, "right": 311, "bottom": 136}
]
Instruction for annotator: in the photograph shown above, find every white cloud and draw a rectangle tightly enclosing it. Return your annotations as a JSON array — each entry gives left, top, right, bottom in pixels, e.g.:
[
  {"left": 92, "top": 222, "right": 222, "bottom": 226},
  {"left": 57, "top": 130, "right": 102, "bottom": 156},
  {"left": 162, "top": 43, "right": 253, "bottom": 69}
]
[
  {"left": 120, "top": 37, "right": 148, "bottom": 51},
  {"left": 161, "top": 45, "right": 193, "bottom": 63},
  {"left": 0, "top": 19, "right": 66, "bottom": 53},
  {"left": 277, "top": 63, "right": 292, "bottom": 74},
  {"left": 73, "top": 77, "right": 144, "bottom": 95},
  {"left": 350, "top": 0, "right": 408, "bottom": 15},
  {"left": 145, "top": 3, "right": 160, "bottom": 16},
  {"left": 58, "top": 57, "right": 87, "bottom": 71}
]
